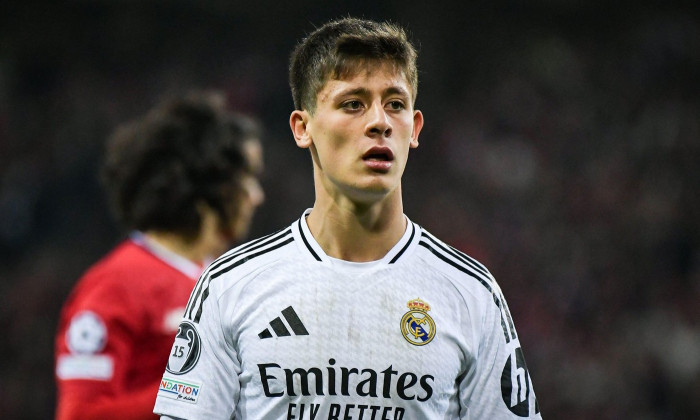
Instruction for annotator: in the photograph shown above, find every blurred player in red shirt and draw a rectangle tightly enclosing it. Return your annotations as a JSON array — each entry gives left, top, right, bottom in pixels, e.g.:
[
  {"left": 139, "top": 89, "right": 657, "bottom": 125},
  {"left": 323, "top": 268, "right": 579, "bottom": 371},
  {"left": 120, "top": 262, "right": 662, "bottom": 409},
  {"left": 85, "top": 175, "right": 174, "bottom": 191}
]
[{"left": 54, "top": 91, "right": 264, "bottom": 420}]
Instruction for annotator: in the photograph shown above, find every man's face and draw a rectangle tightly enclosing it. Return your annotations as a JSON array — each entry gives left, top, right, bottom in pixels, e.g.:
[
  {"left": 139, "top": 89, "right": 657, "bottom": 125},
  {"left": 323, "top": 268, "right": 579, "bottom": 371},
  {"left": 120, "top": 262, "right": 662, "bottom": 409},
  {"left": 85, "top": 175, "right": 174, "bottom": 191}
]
[
  {"left": 194, "top": 140, "right": 264, "bottom": 261},
  {"left": 232, "top": 138, "right": 265, "bottom": 239},
  {"left": 218, "top": 137, "right": 265, "bottom": 246},
  {"left": 293, "top": 62, "right": 423, "bottom": 204}
]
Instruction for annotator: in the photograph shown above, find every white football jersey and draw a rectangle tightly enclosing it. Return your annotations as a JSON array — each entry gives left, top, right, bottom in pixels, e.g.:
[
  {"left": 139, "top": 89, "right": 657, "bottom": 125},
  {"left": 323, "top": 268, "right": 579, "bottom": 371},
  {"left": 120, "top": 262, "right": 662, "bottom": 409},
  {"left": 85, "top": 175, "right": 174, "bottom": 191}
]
[{"left": 154, "top": 210, "right": 541, "bottom": 419}]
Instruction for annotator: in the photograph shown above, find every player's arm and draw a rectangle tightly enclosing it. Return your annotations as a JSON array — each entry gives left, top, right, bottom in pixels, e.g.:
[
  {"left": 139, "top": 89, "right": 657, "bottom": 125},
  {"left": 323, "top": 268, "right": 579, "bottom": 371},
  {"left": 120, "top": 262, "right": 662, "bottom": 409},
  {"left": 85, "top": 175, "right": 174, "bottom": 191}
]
[
  {"left": 55, "top": 281, "right": 158, "bottom": 420},
  {"left": 153, "top": 274, "right": 241, "bottom": 419},
  {"left": 459, "top": 286, "right": 542, "bottom": 419}
]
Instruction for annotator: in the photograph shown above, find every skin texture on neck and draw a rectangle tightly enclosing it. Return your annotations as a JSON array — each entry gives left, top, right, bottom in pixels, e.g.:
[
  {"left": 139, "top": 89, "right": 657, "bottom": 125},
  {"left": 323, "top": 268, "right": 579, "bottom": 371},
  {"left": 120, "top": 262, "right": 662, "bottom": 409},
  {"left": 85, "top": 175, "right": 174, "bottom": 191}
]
[
  {"left": 306, "top": 183, "right": 407, "bottom": 262},
  {"left": 144, "top": 204, "right": 226, "bottom": 263}
]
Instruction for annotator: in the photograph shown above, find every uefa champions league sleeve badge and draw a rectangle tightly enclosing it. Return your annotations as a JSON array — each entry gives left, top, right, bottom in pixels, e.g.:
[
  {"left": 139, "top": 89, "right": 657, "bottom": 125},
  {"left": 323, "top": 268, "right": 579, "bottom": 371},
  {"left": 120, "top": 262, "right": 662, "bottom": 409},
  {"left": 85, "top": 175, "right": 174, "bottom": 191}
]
[
  {"left": 66, "top": 311, "right": 107, "bottom": 354},
  {"left": 400, "top": 298, "right": 436, "bottom": 346},
  {"left": 166, "top": 321, "right": 202, "bottom": 375}
]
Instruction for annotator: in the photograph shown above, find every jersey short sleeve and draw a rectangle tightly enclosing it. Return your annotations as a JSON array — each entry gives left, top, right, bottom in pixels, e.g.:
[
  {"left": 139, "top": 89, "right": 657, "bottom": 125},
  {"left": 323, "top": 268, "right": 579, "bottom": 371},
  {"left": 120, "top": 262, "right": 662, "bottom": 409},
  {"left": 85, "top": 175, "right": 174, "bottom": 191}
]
[
  {"left": 55, "top": 273, "right": 136, "bottom": 392},
  {"left": 55, "top": 239, "right": 203, "bottom": 420},
  {"left": 153, "top": 275, "right": 240, "bottom": 419},
  {"left": 458, "top": 291, "right": 541, "bottom": 419},
  {"left": 416, "top": 228, "right": 542, "bottom": 419}
]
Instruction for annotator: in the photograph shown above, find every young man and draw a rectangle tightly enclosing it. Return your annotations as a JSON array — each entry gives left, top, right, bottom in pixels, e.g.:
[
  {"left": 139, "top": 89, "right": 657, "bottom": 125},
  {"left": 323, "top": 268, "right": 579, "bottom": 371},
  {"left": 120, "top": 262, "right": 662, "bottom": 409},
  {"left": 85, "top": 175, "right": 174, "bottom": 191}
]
[
  {"left": 54, "top": 91, "right": 265, "bottom": 420},
  {"left": 154, "top": 18, "right": 541, "bottom": 419}
]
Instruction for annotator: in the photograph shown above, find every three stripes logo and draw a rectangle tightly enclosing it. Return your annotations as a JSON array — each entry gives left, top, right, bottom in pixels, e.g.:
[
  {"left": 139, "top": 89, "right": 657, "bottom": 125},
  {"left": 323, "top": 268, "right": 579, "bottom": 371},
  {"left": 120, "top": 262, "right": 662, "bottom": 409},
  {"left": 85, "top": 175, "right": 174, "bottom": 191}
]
[{"left": 259, "top": 306, "right": 309, "bottom": 339}]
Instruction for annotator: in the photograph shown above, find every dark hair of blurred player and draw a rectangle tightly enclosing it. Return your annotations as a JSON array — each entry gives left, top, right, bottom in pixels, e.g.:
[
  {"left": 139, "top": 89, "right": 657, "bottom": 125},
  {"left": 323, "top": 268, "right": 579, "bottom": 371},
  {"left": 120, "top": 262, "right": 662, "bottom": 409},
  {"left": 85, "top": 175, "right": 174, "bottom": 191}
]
[{"left": 54, "top": 90, "right": 264, "bottom": 420}]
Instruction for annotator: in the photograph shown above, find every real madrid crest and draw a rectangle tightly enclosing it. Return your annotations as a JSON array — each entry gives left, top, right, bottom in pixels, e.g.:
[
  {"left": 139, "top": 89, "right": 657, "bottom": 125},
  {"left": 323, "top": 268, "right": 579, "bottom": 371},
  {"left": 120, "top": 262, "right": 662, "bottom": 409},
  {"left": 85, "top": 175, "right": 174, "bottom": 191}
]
[{"left": 400, "top": 298, "right": 436, "bottom": 346}]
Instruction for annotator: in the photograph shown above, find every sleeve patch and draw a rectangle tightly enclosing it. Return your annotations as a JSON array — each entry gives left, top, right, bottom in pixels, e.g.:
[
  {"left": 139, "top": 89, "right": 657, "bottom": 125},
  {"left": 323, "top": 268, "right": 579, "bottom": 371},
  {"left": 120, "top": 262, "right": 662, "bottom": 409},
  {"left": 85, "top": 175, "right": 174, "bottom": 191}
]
[
  {"left": 158, "top": 376, "right": 202, "bottom": 404},
  {"left": 66, "top": 311, "right": 107, "bottom": 354},
  {"left": 500, "top": 346, "right": 539, "bottom": 417},
  {"left": 56, "top": 354, "right": 114, "bottom": 380},
  {"left": 166, "top": 321, "right": 202, "bottom": 375}
]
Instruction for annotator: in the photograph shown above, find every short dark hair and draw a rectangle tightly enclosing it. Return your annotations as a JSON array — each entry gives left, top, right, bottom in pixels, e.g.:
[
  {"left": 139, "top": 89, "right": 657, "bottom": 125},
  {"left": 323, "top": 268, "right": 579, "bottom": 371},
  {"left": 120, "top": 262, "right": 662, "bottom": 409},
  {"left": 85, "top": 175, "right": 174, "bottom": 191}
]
[
  {"left": 289, "top": 17, "right": 418, "bottom": 112},
  {"left": 101, "top": 91, "right": 260, "bottom": 238}
]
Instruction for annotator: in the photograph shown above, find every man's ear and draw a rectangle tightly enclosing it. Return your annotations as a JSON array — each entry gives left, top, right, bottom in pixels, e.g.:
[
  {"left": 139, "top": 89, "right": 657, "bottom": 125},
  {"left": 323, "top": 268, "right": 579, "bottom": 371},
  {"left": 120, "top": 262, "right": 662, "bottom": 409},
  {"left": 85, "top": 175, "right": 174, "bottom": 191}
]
[
  {"left": 290, "top": 110, "right": 312, "bottom": 149},
  {"left": 410, "top": 109, "right": 424, "bottom": 149}
]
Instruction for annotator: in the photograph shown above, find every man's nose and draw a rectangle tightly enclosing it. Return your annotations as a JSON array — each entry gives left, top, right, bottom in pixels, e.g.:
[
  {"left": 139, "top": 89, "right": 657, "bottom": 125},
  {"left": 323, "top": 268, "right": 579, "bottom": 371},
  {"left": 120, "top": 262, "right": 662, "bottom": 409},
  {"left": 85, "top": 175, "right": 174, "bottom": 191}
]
[{"left": 365, "top": 102, "right": 392, "bottom": 138}]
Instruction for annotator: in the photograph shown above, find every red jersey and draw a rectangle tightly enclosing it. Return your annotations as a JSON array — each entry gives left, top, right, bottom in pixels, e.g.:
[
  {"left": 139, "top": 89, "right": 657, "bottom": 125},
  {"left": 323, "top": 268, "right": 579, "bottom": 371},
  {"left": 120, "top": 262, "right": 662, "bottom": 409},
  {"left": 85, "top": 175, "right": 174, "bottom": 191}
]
[{"left": 54, "top": 234, "right": 202, "bottom": 420}]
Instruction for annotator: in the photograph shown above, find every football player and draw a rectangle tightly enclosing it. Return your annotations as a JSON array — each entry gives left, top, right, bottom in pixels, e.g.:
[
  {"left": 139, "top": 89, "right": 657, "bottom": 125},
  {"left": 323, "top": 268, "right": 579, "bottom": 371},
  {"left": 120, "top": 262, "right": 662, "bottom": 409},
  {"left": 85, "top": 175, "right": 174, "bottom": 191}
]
[
  {"left": 155, "top": 18, "right": 541, "bottom": 419},
  {"left": 55, "top": 91, "right": 264, "bottom": 420}
]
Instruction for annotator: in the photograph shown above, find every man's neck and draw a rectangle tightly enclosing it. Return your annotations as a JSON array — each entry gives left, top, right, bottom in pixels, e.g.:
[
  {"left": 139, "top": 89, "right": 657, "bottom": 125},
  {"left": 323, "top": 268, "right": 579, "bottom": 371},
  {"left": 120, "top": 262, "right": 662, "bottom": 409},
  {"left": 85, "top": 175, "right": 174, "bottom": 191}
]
[
  {"left": 142, "top": 231, "right": 204, "bottom": 263},
  {"left": 306, "top": 192, "right": 406, "bottom": 262}
]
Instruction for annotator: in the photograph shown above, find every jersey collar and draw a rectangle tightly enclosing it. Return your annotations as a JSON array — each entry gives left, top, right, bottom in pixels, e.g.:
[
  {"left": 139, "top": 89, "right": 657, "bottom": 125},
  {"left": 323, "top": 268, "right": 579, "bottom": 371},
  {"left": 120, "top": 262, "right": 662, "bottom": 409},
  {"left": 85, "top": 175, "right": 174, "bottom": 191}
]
[
  {"left": 293, "top": 208, "right": 421, "bottom": 265},
  {"left": 129, "top": 231, "right": 203, "bottom": 280}
]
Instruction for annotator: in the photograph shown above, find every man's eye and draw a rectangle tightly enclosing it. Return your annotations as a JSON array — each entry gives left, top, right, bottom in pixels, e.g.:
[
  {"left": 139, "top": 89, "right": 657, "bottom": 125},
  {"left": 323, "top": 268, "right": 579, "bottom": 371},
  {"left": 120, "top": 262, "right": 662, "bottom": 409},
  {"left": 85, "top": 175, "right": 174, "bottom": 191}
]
[
  {"left": 387, "top": 101, "right": 405, "bottom": 110},
  {"left": 343, "top": 100, "right": 362, "bottom": 110}
]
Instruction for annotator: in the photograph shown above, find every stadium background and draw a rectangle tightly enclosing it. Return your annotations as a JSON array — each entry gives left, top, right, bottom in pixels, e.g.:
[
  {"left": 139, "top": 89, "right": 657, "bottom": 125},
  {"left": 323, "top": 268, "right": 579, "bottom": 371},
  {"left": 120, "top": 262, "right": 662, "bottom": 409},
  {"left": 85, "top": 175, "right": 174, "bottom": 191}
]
[{"left": 1, "top": 1, "right": 698, "bottom": 418}]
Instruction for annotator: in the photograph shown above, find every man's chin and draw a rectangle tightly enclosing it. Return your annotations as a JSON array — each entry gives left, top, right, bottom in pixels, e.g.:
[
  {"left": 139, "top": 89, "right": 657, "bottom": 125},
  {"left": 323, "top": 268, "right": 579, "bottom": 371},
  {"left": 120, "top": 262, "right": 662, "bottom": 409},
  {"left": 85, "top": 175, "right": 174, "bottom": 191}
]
[{"left": 342, "top": 186, "right": 399, "bottom": 206}]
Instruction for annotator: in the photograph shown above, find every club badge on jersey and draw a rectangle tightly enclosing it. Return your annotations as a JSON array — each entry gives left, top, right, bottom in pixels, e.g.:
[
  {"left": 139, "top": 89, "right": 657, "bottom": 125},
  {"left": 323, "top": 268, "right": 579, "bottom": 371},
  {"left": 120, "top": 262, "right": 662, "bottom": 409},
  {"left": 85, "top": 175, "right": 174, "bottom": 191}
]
[{"left": 400, "top": 298, "right": 436, "bottom": 346}]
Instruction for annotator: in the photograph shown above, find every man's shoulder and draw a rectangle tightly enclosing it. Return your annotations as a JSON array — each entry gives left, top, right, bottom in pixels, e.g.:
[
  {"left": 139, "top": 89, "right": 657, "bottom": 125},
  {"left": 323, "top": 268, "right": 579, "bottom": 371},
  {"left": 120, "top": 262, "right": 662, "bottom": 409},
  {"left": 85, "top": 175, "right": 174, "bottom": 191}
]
[
  {"left": 58, "top": 241, "right": 164, "bottom": 329},
  {"left": 81, "top": 240, "right": 184, "bottom": 286},
  {"left": 229, "top": 225, "right": 296, "bottom": 254},
  {"left": 178, "top": 226, "right": 299, "bottom": 324},
  {"left": 66, "top": 240, "right": 182, "bottom": 310},
  {"left": 73, "top": 241, "right": 139, "bottom": 285},
  {"left": 414, "top": 227, "right": 496, "bottom": 286},
  {"left": 206, "top": 226, "right": 298, "bottom": 280}
]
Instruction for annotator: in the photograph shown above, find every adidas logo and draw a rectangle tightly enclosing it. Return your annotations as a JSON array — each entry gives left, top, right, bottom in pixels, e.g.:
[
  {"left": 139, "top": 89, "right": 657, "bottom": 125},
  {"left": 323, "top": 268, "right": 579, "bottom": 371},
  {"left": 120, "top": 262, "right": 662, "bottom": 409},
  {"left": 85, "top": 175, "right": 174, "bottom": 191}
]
[{"left": 259, "top": 306, "right": 309, "bottom": 339}]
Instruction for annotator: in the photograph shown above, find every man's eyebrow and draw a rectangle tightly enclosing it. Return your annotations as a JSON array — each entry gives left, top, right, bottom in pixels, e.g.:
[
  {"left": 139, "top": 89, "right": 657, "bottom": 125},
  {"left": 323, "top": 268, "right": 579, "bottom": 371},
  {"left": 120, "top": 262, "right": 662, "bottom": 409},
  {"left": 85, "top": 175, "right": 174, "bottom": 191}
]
[
  {"left": 334, "top": 87, "right": 370, "bottom": 98},
  {"left": 334, "top": 86, "right": 411, "bottom": 98},
  {"left": 384, "top": 86, "right": 410, "bottom": 98}
]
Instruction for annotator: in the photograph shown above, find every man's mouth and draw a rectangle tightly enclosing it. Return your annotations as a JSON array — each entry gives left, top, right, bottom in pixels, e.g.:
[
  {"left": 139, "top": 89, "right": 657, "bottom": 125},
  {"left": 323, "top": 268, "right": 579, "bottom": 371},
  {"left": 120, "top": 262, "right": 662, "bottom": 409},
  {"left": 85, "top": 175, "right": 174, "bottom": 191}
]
[
  {"left": 362, "top": 147, "right": 394, "bottom": 172},
  {"left": 362, "top": 147, "right": 394, "bottom": 162}
]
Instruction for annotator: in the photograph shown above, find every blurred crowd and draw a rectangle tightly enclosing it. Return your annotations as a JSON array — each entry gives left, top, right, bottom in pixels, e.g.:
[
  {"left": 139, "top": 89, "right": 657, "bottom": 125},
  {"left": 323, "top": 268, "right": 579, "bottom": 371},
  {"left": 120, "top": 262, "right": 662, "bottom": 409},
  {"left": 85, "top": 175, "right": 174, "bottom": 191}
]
[{"left": 1, "top": 2, "right": 698, "bottom": 419}]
